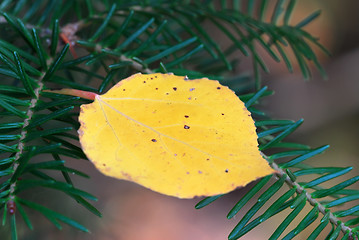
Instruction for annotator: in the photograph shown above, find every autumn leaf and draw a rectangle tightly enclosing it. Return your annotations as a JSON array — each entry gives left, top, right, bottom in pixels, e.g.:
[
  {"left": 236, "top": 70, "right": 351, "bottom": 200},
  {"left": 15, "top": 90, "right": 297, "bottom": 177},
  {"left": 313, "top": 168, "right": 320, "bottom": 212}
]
[{"left": 47, "top": 73, "right": 274, "bottom": 198}]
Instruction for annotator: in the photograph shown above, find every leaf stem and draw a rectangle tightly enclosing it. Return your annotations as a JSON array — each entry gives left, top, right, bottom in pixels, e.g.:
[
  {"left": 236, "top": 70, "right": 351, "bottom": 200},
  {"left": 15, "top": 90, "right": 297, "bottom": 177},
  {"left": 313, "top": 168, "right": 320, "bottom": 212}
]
[{"left": 43, "top": 89, "right": 98, "bottom": 101}]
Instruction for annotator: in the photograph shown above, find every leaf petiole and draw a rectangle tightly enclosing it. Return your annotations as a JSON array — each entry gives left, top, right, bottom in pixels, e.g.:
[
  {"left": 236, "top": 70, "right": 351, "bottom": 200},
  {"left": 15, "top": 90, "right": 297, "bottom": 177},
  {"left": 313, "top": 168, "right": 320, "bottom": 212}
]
[{"left": 43, "top": 89, "right": 98, "bottom": 101}]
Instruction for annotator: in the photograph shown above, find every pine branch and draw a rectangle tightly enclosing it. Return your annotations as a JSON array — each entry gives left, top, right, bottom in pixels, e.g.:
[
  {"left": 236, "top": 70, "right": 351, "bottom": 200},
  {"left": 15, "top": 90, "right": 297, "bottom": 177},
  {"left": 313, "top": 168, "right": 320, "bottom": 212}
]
[
  {"left": 7, "top": 1, "right": 325, "bottom": 87},
  {"left": 0, "top": 10, "right": 100, "bottom": 238},
  {"left": 8, "top": 66, "right": 44, "bottom": 216},
  {"left": 271, "top": 161, "right": 353, "bottom": 238}
]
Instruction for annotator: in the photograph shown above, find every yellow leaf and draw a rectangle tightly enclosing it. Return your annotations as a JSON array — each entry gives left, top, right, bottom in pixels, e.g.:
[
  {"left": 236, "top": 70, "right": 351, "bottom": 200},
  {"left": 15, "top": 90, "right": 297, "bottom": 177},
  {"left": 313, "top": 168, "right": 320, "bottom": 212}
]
[{"left": 78, "top": 73, "right": 274, "bottom": 198}]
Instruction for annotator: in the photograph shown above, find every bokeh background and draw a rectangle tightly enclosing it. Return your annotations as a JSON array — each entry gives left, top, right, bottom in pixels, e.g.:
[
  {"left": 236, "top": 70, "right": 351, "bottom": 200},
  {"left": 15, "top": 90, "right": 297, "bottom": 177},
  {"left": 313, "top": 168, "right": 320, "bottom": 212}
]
[{"left": 8, "top": 1, "right": 359, "bottom": 239}]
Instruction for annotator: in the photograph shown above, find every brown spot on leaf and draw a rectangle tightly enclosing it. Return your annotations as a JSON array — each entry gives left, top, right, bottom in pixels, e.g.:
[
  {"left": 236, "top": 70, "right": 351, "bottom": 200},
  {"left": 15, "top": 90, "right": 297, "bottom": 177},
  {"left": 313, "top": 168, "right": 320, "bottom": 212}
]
[
  {"left": 173, "top": 87, "right": 177, "bottom": 91},
  {"left": 184, "top": 115, "right": 189, "bottom": 118},
  {"left": 151, "top": 139, "right": 157, "bottom": 142},
  {"left": 184, "top": 125, "right": 190, "bottom": 129},
  {"left": 121, "top": 171, "right": 133, "bottom": 181}
]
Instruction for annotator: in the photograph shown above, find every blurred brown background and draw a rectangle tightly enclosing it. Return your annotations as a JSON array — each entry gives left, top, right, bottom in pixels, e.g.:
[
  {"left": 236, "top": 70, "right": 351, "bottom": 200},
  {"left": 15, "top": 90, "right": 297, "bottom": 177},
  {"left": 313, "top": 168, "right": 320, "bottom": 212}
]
[{"left": 14, "top": 1, "right": 359, "bottom": 239}]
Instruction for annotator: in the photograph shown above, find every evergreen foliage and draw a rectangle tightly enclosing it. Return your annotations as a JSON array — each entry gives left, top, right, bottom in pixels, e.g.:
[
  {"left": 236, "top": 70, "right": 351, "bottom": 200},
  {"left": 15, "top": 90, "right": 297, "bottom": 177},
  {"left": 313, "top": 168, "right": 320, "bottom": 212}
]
[{"left": 0, "top": 0, "right": 356, "bottom": 239}]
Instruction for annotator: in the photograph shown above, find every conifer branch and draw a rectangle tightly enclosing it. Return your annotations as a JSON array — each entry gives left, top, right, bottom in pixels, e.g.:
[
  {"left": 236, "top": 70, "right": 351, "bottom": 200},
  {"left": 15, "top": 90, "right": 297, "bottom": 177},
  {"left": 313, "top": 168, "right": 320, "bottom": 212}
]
[
  {"left": 271, "top": 161, "right": 354, "bottom": 238},
  {"left": 58, "top": 18, "right": 153, "bottom": 74},
  {"left": 8, "top": 74, "right": 44, "bottom": 214}
]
